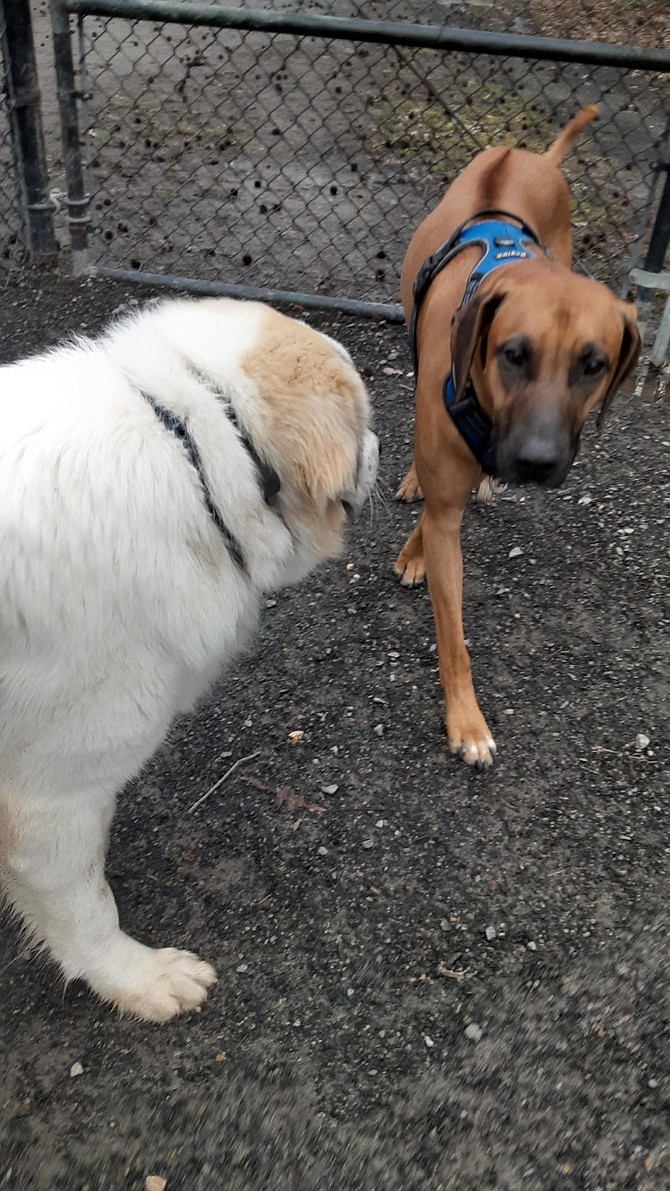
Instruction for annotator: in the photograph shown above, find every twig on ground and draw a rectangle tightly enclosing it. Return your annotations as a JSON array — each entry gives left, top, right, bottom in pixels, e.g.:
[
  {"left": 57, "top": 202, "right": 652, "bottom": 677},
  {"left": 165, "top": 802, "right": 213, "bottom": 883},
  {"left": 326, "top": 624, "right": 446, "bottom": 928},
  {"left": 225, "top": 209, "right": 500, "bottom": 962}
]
[
  {"left": 436, "top": 963, "right": 468, "bottom": 982},
  {"left": 187, "top": 751, "right": 260, "bottom": 814}
]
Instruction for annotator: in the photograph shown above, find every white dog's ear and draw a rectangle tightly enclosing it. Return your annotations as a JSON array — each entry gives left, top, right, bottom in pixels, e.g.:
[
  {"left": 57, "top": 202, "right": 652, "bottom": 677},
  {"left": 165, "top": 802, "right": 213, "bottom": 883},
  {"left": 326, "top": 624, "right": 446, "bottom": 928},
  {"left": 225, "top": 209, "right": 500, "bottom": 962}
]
[
  {"left": 285, "top": 399, "right": 361, "bottom": 510},
  {"left": 242, "top": 309, "right": 367, "bottom": 509}
]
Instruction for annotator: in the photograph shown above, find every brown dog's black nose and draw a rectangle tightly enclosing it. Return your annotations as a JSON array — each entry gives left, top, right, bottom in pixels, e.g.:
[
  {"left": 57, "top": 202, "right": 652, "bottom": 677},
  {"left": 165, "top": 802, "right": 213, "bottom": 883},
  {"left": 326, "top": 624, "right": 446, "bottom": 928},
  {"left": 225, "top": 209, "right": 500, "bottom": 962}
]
[
  {"left": 499, "top": 418, "right": 574, "bottom": 487},
  {"left": 514, "top": 453, "right": 559, "bottom": 483}
]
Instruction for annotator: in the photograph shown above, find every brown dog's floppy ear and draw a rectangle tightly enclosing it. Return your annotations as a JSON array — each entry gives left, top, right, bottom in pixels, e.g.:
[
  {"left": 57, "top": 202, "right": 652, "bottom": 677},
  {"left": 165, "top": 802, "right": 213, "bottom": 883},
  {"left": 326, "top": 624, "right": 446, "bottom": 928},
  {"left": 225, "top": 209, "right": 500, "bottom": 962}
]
[
  {"left": 450, "top": 288, "right": 506, "bottom": 404},
  {"left": 596, "top": 302, "right": 641, "bottom": 428}
]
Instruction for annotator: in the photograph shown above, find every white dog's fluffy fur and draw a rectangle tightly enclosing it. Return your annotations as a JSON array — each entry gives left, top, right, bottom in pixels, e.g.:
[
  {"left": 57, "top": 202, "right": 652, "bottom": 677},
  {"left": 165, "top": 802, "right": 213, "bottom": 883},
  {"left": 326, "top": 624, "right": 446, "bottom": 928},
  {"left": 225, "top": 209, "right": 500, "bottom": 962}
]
[{"left": 0, "top": 296, "right": 378, "bottom": 1020}]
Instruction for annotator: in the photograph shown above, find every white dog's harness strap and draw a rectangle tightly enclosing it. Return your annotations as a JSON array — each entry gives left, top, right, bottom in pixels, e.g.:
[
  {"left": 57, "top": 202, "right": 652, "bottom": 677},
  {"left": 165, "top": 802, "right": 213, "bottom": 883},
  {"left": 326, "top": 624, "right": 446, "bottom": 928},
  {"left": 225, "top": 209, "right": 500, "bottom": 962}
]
[
  {"left": 143, "top": 394, "right": 249, "bottom": 574},
  {"left": 180, "top": 362, "right": 282, "bottom": 507},
  {"left": 226, "top": 409, "right": 281, "bottom": 506}
]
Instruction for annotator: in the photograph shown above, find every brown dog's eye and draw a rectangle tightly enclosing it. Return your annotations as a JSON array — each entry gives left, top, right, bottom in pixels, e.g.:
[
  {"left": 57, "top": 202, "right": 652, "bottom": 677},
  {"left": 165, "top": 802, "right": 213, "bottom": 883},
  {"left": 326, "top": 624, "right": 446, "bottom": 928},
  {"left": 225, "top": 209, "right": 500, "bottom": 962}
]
[
  {"left": 498, "top": 339, "right": 530, "bottom": 369},
  {"left": 583, "top": 355, "right": 607, "bottom": 377},
  {"left": 576, "top": 343, "right": 609, "bottom": 379}
]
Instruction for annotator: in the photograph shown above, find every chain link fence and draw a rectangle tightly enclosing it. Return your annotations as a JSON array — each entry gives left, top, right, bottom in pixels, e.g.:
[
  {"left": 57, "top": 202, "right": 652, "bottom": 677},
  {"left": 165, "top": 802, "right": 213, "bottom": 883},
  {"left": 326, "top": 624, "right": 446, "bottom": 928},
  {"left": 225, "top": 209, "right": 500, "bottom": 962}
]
[
  {"left": 51, "top": 0, "right": 669, "bottom": 313},
  {"left": 0, "top": 0, "right": 668, "bottom": 312},
  {"left": 0, "top": 0, "right": 56, "bottom": 265},
  {"left": 0, "top": 5, "right": 24, "bottom": 262}
]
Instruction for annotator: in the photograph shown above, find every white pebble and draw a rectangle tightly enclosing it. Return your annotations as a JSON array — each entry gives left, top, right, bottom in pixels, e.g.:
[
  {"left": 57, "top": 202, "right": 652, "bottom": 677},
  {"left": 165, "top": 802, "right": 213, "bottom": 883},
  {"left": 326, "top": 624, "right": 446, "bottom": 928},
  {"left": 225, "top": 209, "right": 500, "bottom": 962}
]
[
  {"left": 69, "top": 1061, "right": 84, "bottom": 1078},
  {"left": 485, "top": 926, "right": 497, "bottom": 941},
  {"left": 635, "top": 733, "right": 650, "bottom": 750},
  {"left": 464, "top": 1024, "right": 483, "bottom": 1042},
  {"left": 145, "top": 1178, "right": 167, "bottom": 1191},
  {"left": 508, "top": 546, "right": 523, "bottom": 558}
]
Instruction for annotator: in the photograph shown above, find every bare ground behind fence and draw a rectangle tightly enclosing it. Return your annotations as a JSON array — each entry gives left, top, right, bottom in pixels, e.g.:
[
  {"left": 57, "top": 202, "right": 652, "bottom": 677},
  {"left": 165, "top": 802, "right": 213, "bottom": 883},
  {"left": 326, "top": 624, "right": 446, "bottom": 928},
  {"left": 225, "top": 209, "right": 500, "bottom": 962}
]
[{"left": 18, "top": 0, "right": 669, "bottom": 303}]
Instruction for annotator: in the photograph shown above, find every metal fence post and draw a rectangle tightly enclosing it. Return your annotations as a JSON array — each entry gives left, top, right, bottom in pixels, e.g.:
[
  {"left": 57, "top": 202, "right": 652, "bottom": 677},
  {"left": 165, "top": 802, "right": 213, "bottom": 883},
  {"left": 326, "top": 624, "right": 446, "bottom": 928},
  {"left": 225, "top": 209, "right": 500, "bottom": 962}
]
[
  {"left": 0, "top": 0, "right": 56, "bottom": 255},
  {"left": 630, "top": 121, "right": 670, "bottom": 308},
  {"left": 50, "top": 0, "right": 90, "bottom": 273},
  {"left": 643, "top": 167, "right": 670, "bottom": 276}
]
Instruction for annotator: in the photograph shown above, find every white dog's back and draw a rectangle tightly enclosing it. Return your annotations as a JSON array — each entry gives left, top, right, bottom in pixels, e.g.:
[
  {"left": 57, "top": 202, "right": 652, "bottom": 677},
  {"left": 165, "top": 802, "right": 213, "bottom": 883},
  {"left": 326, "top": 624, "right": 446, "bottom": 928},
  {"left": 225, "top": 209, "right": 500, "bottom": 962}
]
[{"left": 0, "top": 332, "right": 262, "bottom": 795}]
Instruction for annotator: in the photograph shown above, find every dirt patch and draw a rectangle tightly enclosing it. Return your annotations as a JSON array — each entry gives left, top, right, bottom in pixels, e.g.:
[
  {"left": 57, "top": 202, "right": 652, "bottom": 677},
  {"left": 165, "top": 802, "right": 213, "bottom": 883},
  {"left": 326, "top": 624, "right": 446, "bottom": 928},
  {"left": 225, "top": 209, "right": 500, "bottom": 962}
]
[{"left": 530, "top": 0, "right": 669, "bottom": 51}]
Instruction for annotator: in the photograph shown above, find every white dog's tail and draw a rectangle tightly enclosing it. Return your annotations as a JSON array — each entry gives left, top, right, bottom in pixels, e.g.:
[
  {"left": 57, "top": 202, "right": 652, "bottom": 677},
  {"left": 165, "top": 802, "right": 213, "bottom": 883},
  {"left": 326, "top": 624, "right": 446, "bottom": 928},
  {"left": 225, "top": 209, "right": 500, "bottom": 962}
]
[{"left": 545, "top": 104, "right": 598, "bottom": 165}]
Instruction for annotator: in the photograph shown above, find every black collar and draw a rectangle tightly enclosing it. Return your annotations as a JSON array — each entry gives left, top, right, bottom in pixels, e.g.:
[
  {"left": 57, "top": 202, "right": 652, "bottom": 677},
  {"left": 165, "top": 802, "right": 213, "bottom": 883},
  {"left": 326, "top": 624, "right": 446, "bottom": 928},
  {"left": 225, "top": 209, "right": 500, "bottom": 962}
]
[
  {"left": 227, "top": 408, "right": 281, "bottom": 505},
  {"left": 143, "top": 394, "right": 281, "bottom": 574}
]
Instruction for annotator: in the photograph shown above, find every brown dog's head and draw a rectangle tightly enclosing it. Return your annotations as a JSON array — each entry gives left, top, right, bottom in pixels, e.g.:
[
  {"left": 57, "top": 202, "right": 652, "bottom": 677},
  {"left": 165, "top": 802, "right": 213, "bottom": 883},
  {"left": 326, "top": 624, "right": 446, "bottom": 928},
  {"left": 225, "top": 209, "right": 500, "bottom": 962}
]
[{"left": 450, "top": 262, "right": 640, "bottom": 488}]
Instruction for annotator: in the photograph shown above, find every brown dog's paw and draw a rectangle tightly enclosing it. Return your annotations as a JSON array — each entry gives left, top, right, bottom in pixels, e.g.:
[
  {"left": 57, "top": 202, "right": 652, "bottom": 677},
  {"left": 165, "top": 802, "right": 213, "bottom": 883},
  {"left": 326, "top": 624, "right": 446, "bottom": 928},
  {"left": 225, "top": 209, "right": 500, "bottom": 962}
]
[
  {"left": 395, "top": 464, "right": 423, "bottom": 503},
  {"left": 393, "top": 522, "right": 425, "bottom": 587},
  {"left": 447, "top": 711, "right": 497, "bottom": 769},
  {"left": 394, "top": 553, "right": 426, "bottom": 587}
]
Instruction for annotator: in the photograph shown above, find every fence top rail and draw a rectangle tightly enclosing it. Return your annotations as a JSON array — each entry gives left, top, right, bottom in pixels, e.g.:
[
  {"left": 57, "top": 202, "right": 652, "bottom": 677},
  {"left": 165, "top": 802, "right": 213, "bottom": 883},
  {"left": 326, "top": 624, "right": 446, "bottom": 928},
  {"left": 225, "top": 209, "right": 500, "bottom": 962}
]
[{"left": 54, "top": 0, "right": 670, "bottom": 74}]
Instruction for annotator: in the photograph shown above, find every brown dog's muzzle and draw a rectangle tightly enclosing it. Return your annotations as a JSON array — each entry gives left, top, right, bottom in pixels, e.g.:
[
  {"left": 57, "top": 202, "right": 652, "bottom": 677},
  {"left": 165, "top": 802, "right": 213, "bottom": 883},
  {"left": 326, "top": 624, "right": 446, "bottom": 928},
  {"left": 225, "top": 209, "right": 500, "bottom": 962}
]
[{"left": 495, "top": 411, "right": 577, "bottom": 488}]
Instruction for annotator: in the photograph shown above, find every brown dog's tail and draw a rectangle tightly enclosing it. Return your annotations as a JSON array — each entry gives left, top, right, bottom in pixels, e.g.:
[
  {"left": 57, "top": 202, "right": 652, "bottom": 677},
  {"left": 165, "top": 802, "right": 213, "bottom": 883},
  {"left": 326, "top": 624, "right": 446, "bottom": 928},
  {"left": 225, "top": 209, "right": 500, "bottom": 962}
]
[{"left": 545, "top": 104, "right": 598, "bottom": 165}]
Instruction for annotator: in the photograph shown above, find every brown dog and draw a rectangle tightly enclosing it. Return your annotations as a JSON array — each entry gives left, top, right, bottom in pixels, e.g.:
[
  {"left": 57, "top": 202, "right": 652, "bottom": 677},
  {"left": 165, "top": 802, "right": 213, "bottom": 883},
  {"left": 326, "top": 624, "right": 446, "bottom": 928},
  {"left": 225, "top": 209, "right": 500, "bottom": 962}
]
[{"left": 394, "top": 106, "right": 640, "bottom": 768}]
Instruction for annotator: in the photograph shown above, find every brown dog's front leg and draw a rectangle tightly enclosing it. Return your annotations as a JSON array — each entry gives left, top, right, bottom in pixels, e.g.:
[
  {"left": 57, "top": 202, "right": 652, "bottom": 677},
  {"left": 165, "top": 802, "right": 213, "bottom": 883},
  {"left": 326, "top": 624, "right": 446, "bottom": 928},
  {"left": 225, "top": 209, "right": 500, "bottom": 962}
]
[{"left": 423, "top": 508, "right": 496, "bottom": 768}]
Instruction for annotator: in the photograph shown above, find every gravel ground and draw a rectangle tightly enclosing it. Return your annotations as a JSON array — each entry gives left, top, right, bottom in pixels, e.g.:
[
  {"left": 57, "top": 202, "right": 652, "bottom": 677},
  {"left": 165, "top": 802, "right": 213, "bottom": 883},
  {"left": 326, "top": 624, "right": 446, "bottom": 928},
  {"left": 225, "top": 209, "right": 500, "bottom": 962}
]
[{"left": 0, "top": 266, "right": 669, "bottom": 1190}]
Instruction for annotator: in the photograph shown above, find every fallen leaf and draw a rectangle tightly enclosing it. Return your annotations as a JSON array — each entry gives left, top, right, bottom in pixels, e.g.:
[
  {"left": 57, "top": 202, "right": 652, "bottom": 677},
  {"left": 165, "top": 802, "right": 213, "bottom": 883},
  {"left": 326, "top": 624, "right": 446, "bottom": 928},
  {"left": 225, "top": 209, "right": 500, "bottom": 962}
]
[{"left": 244, "top": 775, "right": 325, "bottom": 816}]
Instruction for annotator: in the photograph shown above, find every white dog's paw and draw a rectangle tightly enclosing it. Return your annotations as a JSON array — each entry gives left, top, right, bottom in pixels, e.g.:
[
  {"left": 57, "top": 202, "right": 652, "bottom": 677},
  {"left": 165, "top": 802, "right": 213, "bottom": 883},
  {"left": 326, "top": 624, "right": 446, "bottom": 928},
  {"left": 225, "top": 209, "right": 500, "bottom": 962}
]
[
  {"left": 476, "top": 476, "right": 498, "bottom": 504},
  {"left": 118, "top": 947, "right": 217, "bottom": 1021},
  {"left": 89, "top": 937, "right": 217, "bottom": 1021}
]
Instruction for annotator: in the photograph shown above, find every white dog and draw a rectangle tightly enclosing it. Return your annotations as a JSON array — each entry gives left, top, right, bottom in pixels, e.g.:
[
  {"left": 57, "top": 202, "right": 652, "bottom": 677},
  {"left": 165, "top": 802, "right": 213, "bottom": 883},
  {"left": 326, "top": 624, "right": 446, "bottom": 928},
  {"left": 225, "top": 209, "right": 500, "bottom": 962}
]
[{"left": 0, "top": 297, "right": 378, "bottom": 1021}]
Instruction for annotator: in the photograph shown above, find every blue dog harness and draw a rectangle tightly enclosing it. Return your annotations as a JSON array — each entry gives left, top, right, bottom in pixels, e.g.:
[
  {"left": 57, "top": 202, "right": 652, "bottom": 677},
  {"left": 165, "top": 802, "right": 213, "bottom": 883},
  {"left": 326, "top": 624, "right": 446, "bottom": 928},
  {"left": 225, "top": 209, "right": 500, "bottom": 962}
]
[{"left": 408, "top": 209, "right": 549, "bottom": 475}]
